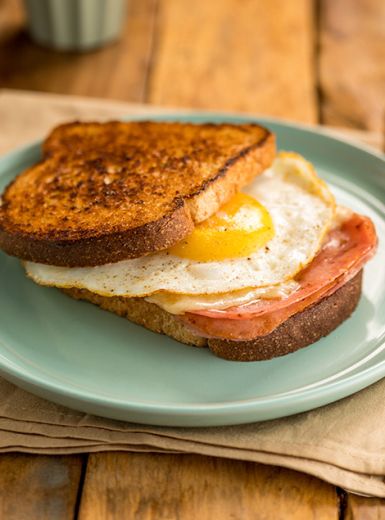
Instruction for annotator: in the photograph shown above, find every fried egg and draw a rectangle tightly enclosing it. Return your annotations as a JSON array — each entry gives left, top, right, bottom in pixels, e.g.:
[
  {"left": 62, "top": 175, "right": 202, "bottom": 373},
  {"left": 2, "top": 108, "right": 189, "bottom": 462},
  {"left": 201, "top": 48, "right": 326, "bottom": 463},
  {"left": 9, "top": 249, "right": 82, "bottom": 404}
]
[{"left": 25, "top": 152, "right": 336, "bottom": 297}]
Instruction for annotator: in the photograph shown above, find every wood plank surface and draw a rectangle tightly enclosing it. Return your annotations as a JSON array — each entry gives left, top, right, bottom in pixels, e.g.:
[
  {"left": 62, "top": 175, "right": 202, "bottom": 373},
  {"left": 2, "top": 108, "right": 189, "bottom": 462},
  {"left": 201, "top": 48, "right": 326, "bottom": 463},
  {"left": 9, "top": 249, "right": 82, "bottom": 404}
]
[
  {"left": 0, "top": 0, "right": 22, "bottom": 39},
  {"left": 345, "top": 494, "right": 385, "bottom": 519},
  {"left": 319, "top": 0, "right": 385, "bottom": 131},
  {"left": 0, "top": 454, "right": 85, "bottom": 520},
  {"left": 78, "top": 453, "right": 338, "bottom": 520},
  {"left": 149, "top": 0, "right": 317, "bottom": 123},
  {"left": 0, "top": 0, "right": 384, "bottom": 518},
  {"left": 0, "top": 0, "right": 157, "bottom": 102}
]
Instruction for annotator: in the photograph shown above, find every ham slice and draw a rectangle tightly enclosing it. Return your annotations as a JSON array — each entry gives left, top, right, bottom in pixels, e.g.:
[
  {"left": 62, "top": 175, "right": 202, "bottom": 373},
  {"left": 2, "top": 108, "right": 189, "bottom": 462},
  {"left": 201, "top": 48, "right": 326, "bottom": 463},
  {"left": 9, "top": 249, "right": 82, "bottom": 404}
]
[{"left": 182, "top": 214, "right": 377, "bottom": 340}]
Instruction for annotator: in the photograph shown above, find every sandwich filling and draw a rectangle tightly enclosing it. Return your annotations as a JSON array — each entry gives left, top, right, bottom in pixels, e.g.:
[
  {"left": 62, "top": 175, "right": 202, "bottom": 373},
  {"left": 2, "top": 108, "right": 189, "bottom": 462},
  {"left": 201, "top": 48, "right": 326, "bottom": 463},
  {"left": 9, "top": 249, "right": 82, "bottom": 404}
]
[
  {"left": 24, "top": 152, "right": 377, "bottom": 341},
  {"left": 181, "top": 212, "right": 376, "bottom": 339}
]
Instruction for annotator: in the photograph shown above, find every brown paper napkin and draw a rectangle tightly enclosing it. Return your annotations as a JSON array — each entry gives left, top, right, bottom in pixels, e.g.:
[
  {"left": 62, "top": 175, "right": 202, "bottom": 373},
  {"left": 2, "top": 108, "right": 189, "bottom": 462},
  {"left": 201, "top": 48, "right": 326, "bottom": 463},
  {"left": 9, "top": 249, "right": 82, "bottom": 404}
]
[{"left": 1, "top": 89, "right": 385, "bottom": 497}]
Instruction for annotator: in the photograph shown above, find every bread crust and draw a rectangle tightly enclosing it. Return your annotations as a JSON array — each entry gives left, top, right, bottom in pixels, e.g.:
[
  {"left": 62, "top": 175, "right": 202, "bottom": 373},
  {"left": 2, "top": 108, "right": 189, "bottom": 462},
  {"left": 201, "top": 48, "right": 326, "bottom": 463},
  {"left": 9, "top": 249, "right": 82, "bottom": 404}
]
[
  {"left": 63, "top": 270, "right": 363, "bottom": 361},
  {"left": 208, "top": 271, "right": 362, "bottom": 361},
  {"left": 0, "top": 122, "right": 275, "bottom": 267}
]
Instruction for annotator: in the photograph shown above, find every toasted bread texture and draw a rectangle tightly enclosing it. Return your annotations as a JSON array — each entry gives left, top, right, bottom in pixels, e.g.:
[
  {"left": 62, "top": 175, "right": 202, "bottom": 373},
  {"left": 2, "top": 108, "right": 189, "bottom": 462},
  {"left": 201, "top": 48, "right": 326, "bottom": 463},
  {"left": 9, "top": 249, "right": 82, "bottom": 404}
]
[
  {"left": 63, "top": 270, "right": 362, "bottom": 361},
  {"left": 0, "top": 121, "right": 275, "bottom": 267}
]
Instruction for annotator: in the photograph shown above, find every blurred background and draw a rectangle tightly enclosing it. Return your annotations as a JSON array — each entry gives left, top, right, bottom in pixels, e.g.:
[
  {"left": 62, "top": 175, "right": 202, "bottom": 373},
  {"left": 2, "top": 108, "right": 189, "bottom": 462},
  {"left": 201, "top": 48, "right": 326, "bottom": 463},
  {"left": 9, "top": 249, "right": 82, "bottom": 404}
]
[{"left": 0, "top": 0, "right": 384, "bottom": 134}]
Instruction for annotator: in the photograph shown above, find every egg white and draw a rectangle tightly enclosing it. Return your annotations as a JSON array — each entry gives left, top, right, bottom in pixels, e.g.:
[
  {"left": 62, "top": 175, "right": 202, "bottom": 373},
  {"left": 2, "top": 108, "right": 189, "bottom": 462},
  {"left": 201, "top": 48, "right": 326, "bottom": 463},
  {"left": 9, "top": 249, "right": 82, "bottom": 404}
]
[{"left": 25, "top": 153, "right": 336, "bottom": 296}]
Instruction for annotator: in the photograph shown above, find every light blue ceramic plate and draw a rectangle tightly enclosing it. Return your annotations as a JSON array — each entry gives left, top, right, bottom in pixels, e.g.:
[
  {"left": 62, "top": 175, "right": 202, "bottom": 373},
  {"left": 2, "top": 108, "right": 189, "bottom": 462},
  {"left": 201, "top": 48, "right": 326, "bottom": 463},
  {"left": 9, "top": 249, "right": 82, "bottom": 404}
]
[{"left": 0, "top": 114, "right": 384, "bottom": 427}]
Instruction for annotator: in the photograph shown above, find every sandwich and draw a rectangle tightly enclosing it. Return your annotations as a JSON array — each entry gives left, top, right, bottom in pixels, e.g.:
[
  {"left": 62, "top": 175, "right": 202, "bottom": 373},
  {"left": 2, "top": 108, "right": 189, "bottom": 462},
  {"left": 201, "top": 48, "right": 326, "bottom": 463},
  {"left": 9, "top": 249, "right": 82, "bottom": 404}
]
[{"left": 0, "top": 121, "right": 377, "bottom": 361}]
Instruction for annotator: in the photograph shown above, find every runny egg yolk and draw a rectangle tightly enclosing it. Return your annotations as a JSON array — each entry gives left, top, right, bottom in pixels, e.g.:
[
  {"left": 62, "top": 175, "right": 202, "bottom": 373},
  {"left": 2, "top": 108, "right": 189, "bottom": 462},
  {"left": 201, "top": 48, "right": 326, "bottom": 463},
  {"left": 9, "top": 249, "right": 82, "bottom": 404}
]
[{"left": 169, "top": 193, "right": 275, "bottom": 261}]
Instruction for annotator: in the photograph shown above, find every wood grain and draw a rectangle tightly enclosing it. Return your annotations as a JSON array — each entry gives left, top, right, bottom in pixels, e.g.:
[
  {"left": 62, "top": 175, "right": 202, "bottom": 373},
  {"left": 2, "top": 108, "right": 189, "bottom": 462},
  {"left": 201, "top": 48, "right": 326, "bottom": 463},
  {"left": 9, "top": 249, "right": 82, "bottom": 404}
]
[
  {"left": 345, "top": 494, "right": 385, "bottom": 519},
  {"left": 0, "top": 0, "right": 157, "bottom": 101},
  {"left": 319, "top": 0, "right": 385, "bottom": 131},
  {"left": 149, "top": 0, "right": 317, "bottom": 122},
  {"left": 0, "top": 454, "right": 84, "bottom": 520},
  {"left": 78, "top": 453, "right": 338, "bottom": 520},
  {"left": 0, "top": 0, "right": 23, "bottom": 41},
  {"left": 0, "top": 1, "right": 383, "bottom": 517}
]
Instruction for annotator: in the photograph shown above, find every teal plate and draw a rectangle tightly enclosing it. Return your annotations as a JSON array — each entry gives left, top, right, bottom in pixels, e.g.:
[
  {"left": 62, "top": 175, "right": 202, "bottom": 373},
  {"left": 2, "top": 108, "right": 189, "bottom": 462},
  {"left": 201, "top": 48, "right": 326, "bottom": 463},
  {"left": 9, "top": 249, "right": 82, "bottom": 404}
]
[{"left": 0, "top": 114, "right": 384, "bottom": 427}]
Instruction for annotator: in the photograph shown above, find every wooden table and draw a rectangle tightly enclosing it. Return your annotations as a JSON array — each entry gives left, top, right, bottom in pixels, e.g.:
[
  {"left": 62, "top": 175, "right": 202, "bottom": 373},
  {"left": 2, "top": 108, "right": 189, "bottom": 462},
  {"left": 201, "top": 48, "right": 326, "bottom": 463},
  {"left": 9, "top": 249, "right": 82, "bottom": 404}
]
[{"left": 0, "top": 0, "right": 384, "bottom": 518}]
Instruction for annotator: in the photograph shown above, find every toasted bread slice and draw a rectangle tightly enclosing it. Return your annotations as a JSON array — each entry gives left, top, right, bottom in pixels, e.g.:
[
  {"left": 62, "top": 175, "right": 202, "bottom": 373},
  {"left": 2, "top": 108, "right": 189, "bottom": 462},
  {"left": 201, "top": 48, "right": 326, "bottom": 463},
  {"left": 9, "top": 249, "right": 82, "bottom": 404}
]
[
  {"left": 0, "top": 121, "right": 275, "bottom": 267},
  {"left": 63, "top": 271, "right": 362, "bottom": 362}
]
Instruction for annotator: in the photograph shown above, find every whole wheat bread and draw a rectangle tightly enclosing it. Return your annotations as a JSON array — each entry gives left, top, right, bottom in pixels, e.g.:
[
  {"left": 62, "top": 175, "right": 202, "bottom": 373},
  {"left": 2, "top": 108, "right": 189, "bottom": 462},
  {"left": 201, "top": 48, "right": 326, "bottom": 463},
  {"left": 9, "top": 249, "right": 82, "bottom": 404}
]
[
  {"left": 0, "top": 121, "right": 275, "bottom": 267},
  {"left": 63, "top": 271, "right": 362, "bottom": 361}
]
